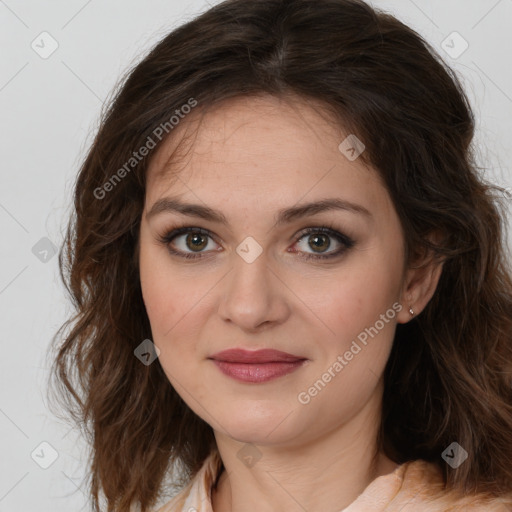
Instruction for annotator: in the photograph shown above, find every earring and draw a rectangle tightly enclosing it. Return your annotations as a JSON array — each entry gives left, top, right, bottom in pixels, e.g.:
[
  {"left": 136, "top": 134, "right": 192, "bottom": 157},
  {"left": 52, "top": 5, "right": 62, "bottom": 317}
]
[{"left": 409, "top": 306, "right": 414, "bottom": 316}]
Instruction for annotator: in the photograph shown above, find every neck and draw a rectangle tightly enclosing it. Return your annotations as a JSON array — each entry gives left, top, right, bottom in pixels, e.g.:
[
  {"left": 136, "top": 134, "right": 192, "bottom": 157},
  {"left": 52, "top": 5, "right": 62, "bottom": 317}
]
[{"left": 210, "top": 390, "right": 398, "bottom": 512}]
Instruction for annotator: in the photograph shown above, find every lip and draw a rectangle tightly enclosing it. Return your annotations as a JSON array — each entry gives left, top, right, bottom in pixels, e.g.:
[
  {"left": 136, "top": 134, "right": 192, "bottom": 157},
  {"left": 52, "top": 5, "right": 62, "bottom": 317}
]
[
  {"left": 211, "top": 360, "right": 306, "bottom": 383},
  {"left": 208, "top": 348, "right": 307, "bottom": 383},
  {"left": 209, "top": 348, "right": 305, "bottom": 363}
]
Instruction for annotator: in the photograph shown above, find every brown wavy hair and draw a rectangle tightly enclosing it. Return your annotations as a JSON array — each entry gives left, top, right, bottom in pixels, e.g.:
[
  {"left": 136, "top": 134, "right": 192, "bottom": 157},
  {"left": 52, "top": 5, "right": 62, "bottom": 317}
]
[{"left": 47, "top": 0, "right": 512, "bottom": 510}]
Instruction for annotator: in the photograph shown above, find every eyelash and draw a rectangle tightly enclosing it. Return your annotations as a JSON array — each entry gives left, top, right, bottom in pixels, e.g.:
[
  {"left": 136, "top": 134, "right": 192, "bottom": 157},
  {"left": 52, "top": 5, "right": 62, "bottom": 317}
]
[{"left": 157, "top": 223, "right": 355, "bottom": 262}]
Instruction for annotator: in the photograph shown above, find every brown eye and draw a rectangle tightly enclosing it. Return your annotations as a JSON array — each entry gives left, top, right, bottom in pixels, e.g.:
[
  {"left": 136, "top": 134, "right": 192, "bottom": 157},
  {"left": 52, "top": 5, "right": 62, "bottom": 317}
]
[
  {"left": 159, "top": 227, "right": 219, "bottom": 259},
  {"left": 185, "top": 232, "right": 209, "bottom": 252},
  {"left": 307, "top": 233, "right": 331, "bottom": 253},
  {"left": 292, "top": 227, "right": 355, "bottom": 261}
]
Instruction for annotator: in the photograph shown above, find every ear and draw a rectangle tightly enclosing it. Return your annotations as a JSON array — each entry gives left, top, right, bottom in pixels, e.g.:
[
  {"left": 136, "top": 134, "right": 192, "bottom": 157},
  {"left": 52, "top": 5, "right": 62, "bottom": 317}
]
[{"left": 396, "top": 230, "right": 445, "bottom": 324}]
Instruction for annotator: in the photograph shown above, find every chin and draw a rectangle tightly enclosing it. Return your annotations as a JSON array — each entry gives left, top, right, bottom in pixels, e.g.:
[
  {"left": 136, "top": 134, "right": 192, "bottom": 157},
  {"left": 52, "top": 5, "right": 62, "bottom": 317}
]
[{"left": 215, "top": 407, "right": 301, "bottom": 445}]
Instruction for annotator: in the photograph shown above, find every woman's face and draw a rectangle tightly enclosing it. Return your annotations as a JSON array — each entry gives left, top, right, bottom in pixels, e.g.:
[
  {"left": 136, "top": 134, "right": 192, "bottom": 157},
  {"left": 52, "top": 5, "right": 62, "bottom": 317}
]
[{"left": 139, "top": 94, "right": 412, "bottom": 448}]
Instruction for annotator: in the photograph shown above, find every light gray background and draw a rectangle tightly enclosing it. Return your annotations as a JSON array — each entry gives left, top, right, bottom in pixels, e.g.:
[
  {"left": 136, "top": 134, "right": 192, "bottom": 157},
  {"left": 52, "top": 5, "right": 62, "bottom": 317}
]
[{"left": 1, "top": 1, "right": 511, "bottom": 511}]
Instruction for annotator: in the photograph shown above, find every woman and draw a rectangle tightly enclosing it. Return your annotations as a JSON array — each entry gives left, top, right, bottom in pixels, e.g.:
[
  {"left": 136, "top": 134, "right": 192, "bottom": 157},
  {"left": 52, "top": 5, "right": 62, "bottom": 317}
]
[{"left": 48, "top": 0, "right": 512, "bottom": 511}]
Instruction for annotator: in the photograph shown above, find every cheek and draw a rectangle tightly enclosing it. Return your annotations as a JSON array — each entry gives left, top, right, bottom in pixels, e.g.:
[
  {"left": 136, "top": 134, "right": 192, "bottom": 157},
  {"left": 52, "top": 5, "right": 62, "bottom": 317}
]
[
  {"left": 139, "top": 242, "right": 213, "bottom": 380},
  {"left": 296, "top": 256, "right": 401, "bottom": 343},
  {"left": 297, "top": 272, "right": 399, "bottom": 413},
  {"left": 139, "top": 233, "right": 196, "bottom": 333},
  {"left": 138, "top": 240, "right": 188, "bottom": 351},
  {"left": 139, "top": 264, "right": 196, "bottom": 388},
  {"left": 139, "top": 256, "right": 171, "bottom": 334}
]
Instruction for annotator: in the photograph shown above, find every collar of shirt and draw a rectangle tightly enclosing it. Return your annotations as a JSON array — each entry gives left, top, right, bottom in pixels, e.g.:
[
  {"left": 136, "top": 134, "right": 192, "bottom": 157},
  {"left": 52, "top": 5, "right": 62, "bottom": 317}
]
[{"left": 155, "top": 449, "right": 512, "bottom": 512}]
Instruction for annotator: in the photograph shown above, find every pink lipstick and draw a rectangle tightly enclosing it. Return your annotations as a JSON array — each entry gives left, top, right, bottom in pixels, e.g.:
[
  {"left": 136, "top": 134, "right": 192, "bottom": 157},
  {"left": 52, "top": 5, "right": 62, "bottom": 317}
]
[{"left": 209, "top": 348, "right": 307, "bottom": 383}]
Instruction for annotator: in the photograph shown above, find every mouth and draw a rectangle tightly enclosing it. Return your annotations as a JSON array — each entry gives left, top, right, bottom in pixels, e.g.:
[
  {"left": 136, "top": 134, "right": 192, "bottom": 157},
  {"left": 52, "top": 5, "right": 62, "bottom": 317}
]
[{"left": 208, "top": 348, "right": 308, "bottom": 383}]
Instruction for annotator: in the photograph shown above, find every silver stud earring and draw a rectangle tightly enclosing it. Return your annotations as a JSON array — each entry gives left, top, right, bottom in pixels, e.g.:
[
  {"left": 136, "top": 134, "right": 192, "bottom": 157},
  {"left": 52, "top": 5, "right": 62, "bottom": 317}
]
[{"left": 409, "top": 306, "right": 414, "bottom": 316}]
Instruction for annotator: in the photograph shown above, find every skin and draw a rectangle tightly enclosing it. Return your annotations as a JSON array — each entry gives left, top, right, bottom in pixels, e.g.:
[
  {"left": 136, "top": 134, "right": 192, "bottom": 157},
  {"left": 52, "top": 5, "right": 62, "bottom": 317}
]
[{"left": 138, "top": 94, "right": 443, "bottom": 512}]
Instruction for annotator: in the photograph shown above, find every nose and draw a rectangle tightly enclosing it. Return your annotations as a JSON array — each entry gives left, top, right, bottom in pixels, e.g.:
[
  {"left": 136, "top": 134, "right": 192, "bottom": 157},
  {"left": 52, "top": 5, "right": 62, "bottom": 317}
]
[{"left": 217, "top": 247, "right": 290, "bottom": 332}]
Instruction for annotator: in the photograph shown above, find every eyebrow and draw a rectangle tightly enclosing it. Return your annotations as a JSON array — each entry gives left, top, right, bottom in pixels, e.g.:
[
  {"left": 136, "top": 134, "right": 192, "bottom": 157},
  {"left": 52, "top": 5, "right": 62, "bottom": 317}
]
[{"left": 145, "top": 196, "right": 372, "bottom": 226}]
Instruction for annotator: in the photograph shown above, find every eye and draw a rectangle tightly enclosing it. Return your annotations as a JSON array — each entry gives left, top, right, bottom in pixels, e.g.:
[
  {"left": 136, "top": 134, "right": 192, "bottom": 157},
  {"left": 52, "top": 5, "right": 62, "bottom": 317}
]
[
  {"left": 159, "top": 227, "right": 220, "bottom": 260},
  {"left": 291, "top": 226, "right": 355, "bottom": 261},
  {"left": 158, "top": 225, "right": 355, "bottom": 261}
]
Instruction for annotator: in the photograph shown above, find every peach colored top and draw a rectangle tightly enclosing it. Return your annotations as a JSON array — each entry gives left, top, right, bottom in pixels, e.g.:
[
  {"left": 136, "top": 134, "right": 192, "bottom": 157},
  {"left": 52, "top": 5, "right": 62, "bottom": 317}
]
[{"left": 155, "top": 450, "right": 512, "bottom": 511}]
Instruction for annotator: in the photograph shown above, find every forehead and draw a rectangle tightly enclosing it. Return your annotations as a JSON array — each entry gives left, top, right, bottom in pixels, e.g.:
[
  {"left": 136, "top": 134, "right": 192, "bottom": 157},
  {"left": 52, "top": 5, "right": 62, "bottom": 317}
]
[
  {"left": 147, "top": 95, "right": 339, "bottom": 175},
  {"left": 144, "top": 94, "right": 388, "bottom": 213}
]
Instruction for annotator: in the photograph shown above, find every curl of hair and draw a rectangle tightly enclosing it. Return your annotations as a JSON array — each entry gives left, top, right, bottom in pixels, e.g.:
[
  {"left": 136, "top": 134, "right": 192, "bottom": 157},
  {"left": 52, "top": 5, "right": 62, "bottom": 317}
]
[{"left": 47, "top": 0, "right": 512, "bottom": 510}]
